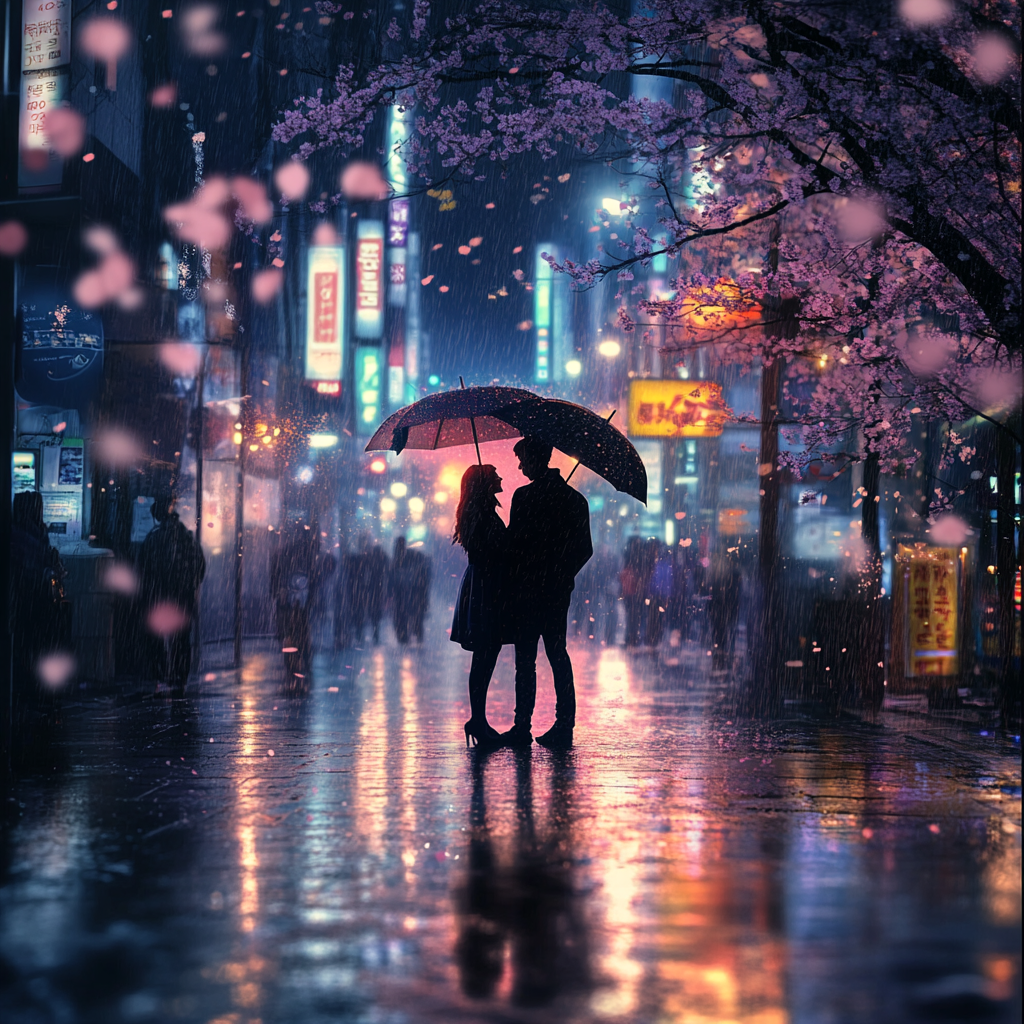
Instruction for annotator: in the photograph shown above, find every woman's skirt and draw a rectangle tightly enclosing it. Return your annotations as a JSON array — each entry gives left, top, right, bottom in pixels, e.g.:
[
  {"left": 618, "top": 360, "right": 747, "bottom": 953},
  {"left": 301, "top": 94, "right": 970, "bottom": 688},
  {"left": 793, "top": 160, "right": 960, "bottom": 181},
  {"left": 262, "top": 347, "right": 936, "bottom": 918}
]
[{"left": 450, "top": 563, "right": 506, "bottom": 651}]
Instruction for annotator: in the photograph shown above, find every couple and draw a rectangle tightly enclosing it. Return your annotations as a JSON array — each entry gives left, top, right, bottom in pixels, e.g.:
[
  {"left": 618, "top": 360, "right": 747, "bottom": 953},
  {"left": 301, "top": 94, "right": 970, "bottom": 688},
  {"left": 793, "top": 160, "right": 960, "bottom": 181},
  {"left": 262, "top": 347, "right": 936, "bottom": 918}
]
[{"left": 451, "top": 436, "right": 593, "bottom": 751}]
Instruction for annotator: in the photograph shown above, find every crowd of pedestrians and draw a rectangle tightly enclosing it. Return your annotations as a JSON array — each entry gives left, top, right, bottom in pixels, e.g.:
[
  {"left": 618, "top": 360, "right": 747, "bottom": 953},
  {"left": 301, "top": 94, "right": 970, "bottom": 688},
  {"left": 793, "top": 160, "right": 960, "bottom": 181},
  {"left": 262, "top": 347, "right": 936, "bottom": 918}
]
[{"left": 569, "top": 535, "right": 743, "bottom": 657}]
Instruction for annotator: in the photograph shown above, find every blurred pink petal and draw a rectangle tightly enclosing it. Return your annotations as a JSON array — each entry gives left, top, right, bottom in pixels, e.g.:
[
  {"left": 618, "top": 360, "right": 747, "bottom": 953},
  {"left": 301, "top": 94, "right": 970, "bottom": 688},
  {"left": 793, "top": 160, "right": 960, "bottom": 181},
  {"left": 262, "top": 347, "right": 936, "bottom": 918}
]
[
  {"left": 160, "top": 341, "right": 204, "bottom": 377},
  {"left": 973, "top": 367, "right": 1023, "bottom": 411},
  {"left": 37, "top": 652, "right": 76, "bottom": 689},
  {"left": 164, "top": 201, "right": 232, "bottom": 250},
  {"left": 340, "top": 161, "right": 389, "bottom": 201},
  {"left": 232, "top": 176, "right": 273, "bottom": 224},
  {"left": 98, "top": 251, "right": 134, "bottom": 296},
  {"left": 150, "top": 82, "right": 177, "bottom": 108},
  {"left": 43, "top": 107, "right": 86, "bottom": 157},
  {"left": 457, "top": 245, "right": 471, "bottom": 255},
  {"left": 929, "top": 515, "right": 968, "bottom": 546},
  {"left": 79, "top": 17, "right": 132, "bottom": 89},
  {"left": 117, "top": 287, "right": 144, "bottom": 310},
  {"left": 73, "top": 270, "right": 107, "bottom": 308},
  {"left": 181, "top": 4, "right": 226, "bottom": 55},
  {"left": 103, "top": 563, "right": 138, "bottom": 596},
  {"left": 836, "top": 199, "right": 887, "bottom": 242},
  {"left": 0, "top": 221, "right": 28, "bottom": 257},
  {"left": 94, "top": 428, "right": 143, "bottom": 467},
  {"left": 973, "top": 35, "right": 1015, "bottom": 84},
  {"left": 275, "top": 161, "right": 310, "bottom": 201},
  {"left": 252, "top": 268, "right": 283, "bottom": 304},
  {"left": 899, "top": 0, "right": 951, "bottom": 26},
  {"left": 83, "top": 226, "right": 120, "bottom": 255},
  {"left": 312, "top": 222, "right": 337, "bottom": 245},
  {"left": 148, "top": 602, "right": 190, "bottom": 636}
]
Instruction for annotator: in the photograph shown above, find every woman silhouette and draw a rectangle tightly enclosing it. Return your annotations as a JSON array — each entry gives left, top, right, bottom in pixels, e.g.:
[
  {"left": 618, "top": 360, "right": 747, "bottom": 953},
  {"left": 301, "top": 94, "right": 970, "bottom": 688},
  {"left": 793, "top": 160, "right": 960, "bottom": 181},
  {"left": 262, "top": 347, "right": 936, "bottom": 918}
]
[{"left": 451, "top": 464, "right": 507, "bottom": 748}]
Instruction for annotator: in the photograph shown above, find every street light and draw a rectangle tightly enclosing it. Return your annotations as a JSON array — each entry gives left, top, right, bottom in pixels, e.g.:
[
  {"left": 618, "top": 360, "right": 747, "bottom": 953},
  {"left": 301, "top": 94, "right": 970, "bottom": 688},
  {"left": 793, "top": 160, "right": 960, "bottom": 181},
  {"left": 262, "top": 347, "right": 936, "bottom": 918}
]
[
  {"left": 565, "top": 359, "right": 582, "bottom": 376},
  {"left": 598, "top": 340, "right": 621, "bottom": 358},
  {"left": 309, "top": 433, "right": 339, "bottom": 448}
]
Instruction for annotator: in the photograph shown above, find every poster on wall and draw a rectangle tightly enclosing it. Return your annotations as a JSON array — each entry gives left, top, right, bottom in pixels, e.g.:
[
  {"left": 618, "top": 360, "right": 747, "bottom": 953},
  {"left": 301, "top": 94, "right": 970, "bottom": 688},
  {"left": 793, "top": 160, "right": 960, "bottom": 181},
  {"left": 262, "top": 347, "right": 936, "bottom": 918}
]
[{"left": 17, "top": 270, "right": 104, "bottom": 409}]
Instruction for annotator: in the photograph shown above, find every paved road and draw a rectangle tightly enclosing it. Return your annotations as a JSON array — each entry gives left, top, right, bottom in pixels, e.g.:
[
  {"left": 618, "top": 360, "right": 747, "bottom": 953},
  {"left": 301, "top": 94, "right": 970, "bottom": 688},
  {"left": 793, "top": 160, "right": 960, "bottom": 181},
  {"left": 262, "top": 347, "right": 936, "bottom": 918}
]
[{"left": 1, "top": 634, "right": 1020, "bottom": 1023}]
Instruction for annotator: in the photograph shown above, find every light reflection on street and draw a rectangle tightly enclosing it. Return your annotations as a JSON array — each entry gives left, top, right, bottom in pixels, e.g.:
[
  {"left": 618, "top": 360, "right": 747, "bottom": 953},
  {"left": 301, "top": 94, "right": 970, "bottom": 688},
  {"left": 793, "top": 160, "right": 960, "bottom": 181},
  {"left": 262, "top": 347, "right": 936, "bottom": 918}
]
[{"left": 0, "top": 635, "right": 1018, "bottom": 1023}]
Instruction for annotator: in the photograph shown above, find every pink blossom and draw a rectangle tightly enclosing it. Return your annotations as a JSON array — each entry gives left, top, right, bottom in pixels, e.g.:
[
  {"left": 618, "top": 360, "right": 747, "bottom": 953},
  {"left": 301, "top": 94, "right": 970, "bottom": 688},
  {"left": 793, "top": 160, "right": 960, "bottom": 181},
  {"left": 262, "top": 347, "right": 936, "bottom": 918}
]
[{"left": 232, "top": 177, "right": 273, "bottom": 224}]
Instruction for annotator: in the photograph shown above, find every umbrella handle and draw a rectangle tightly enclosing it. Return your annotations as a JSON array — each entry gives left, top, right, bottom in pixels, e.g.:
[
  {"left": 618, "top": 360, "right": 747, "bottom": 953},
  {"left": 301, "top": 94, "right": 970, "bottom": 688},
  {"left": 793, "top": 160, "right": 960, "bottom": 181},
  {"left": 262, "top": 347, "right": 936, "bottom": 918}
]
[
  {"left": 566, "top": 409, "right": 616, "bottom": 483},
  {"left": 459, "top": 376, "right": 482, "bottom": 465}
]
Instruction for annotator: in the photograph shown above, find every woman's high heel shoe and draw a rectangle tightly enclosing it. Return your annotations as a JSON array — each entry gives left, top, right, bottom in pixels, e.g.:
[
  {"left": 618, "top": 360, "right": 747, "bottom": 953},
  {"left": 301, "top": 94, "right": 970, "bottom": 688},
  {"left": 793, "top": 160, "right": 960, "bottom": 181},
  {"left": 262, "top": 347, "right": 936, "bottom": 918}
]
[{"left": 464, "top": 719, "right": 501, "bottom": 750}]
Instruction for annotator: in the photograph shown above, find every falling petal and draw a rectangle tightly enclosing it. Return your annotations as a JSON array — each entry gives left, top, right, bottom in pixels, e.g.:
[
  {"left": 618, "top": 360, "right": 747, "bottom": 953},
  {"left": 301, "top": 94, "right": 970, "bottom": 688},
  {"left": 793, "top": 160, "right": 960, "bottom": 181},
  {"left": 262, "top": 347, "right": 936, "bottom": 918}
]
[
  {"left": 43, "top": 107, "right": 86, "bottom": 157},
  {"left": 37, "top": 652, "right": 76, "bottom": 689},
  {"left": 160, "top": 341, "right": 204, "bottom": 377},
  {"left": 274, "top": 161, "right": 310, "bottom": 200},
  {"left": 232, "top": 177, "right": 273, "bottom": 223},
  {"left": 312, "top": 222, "right": 338, "bottom": 245},
  {"left": 78, "top": 17, "right": 132, "bottom": 89},
  {"left": 149, "top": 82, "right": 177, "bottom": 108},
  {"left": 340, "top": 161, "right": 389, "bottom": 200},
  {"left": 103, "top": 562, "right": 139, "bottom": 595},
  {"left": 0, "top": 221, "right": 29, "bottom": 257},
  {"left": 252, "top": 268, "right": 283, "bottom": 304},
  {"left": 899, "top": 0, "right": 951, "bottom": 26},
  {"left": 147, "top": 602, "right": 190, "bottom": 636}
]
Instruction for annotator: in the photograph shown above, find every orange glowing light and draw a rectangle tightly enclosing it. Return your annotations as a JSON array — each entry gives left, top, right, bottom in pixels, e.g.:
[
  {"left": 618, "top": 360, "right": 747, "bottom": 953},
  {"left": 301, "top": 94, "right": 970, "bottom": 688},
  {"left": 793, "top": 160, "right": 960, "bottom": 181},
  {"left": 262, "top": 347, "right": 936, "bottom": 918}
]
[
  {"left": 681, "top": 278, "right": 761, "bottom": 330},
  {"left": 369, "top": 458, "right": 387, "bottom": 474},
  {"left": 315, "top": 380, "right": 341, "bottom": 395}
]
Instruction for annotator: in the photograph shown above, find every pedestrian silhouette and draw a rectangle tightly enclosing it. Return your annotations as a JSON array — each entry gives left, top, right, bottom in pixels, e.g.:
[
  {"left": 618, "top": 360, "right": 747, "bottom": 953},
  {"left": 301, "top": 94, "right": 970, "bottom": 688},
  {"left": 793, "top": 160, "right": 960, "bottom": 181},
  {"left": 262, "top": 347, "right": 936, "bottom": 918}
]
[
  {"left": 137, "top": 494, "right": 205, "bottom": 690},
  {"left": 502, "top": 436, "right": 592, "bottom": 749},
  {"left": 450, "top": 464, "right": 507, "bottom": 749},
  {"left": 390, "top": 536, "right": 432, "bottom": 643},
  {"left": 270, "top": 519, "right": 334, "bottom": 680},
  {"left": 352, "top": 532, "right": 389, "bottom": 644},
  {"left": 10, "top": 491, "right": 67, "bottom": 692}
]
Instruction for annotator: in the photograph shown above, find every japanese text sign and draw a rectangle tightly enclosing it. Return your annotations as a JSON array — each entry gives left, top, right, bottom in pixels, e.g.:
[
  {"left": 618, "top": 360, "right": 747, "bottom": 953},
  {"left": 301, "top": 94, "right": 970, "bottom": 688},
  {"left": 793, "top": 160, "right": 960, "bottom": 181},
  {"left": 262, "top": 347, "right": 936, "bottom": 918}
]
[
  {"left": 355, "top": 221, "right": 384, "bottom": 338},
  {"left": 628, "top": 379, "right": 727, "bottom": 438},
  {"left": 305, "top": 246, "right": 345, "bottom": 384},
  {"left": 899, "top": 545, "right": 959, "bottom": 677}
]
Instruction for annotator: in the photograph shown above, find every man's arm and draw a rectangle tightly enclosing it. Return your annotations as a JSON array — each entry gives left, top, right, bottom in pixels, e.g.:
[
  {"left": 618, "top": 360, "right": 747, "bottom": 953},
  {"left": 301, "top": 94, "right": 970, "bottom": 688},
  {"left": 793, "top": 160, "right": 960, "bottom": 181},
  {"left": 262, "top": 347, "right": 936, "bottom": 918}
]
[{"left": 568, "top": 493, "right": 593, "bottom": 579}]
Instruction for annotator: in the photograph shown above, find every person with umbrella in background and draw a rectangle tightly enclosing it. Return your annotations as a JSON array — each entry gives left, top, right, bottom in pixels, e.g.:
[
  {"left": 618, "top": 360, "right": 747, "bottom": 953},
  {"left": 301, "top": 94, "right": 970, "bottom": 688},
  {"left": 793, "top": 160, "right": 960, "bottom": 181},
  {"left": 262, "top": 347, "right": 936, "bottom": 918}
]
[{"left": 501, "top": 436, "right": 592, "bottom": 750}]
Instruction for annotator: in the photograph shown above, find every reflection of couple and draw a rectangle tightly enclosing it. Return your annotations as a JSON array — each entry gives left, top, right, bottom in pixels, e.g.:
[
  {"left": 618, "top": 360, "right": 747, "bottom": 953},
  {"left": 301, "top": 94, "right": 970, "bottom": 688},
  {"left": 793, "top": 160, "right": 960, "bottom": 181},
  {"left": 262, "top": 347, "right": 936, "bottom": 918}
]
[
  {"left": 454, "top": 752, "right": 590, "bottom": 1006},
  {"left": 451, "top": 436, "right": 593, "bottom": 750}
]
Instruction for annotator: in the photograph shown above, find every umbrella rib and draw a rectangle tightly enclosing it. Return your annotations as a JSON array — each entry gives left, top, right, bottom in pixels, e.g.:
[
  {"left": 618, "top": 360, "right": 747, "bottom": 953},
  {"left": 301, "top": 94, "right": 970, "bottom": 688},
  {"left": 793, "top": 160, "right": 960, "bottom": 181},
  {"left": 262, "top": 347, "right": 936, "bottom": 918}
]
[{"left": 432, "top": 417, "right": 444, "bottom": 451}]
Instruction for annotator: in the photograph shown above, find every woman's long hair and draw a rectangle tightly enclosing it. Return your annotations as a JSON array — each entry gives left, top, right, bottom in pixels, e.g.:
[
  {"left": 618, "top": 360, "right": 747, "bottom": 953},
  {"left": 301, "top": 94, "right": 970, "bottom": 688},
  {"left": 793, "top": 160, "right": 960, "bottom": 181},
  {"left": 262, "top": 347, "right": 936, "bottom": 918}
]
[{"left": 453, "top": 464, "right": 500, "bottom": 549}]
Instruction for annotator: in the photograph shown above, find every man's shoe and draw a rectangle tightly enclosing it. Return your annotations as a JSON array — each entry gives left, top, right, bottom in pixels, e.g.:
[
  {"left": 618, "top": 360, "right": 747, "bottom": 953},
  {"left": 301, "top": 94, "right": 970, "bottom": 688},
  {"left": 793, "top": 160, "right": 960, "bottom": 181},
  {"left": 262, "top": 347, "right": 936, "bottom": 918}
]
[
  {"left": 535, "top": 723, "right": 574, "bottom": 749},
  {"left": 499, "top": 724, "right": 533, "bottom": 749}
]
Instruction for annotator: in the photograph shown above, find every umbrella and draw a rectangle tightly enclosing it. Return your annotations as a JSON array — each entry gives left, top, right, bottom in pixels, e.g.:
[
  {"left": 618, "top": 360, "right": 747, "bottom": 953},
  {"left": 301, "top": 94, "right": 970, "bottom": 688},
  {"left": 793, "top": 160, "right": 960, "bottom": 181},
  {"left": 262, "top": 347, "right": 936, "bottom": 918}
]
[{"left": 365, "top": 383, "right": 647, "bottom": 504}]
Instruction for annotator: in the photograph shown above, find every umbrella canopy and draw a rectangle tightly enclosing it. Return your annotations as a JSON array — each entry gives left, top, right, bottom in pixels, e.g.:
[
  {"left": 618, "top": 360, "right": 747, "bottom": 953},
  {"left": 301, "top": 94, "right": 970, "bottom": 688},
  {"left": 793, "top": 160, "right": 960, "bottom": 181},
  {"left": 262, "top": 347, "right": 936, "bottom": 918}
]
[
  {"left": 365, "top": 386, "right": 647, "bottom": 504},
  {"left": 364, "top": 385, "right": 536, "bottom": 454}
]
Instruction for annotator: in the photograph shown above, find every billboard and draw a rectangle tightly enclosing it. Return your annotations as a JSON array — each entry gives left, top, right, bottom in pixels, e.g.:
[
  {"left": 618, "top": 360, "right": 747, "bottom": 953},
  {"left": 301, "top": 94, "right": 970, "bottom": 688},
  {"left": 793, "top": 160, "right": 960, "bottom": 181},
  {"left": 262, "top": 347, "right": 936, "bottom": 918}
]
[
  {"left": 304, "top": 246, "right": 345, "bottom": 385},
  {"left": 355, "top": 221, "right": 384, "bottom": 339},
  {"left": 898, "top": 545, "right": 959, "bottom": 677},
  {"left": 355, "top": 346, "right": 382, "bottom": 435},
  {"left": 627, "top": 380, "right": 727, "bottom": 438}
]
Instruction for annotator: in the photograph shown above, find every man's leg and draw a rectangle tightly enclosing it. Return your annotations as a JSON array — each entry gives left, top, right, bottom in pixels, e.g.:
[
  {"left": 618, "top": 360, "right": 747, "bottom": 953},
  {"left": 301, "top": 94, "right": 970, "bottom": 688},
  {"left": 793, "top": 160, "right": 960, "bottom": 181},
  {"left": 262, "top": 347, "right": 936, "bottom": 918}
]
[
  {"left": 512, "top": 634, "right": 539, "bottom": 732},
  {"left": 542, "top": 629, "right": 576, "bottom": 728}
]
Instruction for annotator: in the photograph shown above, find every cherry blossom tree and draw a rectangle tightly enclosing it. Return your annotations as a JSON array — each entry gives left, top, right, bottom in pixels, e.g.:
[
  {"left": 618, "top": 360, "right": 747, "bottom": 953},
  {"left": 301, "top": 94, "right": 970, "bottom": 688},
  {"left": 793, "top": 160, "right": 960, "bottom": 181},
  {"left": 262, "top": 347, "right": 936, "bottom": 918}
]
[{"left": 275, "top": 0, "right": 1021, "bottom": 700}]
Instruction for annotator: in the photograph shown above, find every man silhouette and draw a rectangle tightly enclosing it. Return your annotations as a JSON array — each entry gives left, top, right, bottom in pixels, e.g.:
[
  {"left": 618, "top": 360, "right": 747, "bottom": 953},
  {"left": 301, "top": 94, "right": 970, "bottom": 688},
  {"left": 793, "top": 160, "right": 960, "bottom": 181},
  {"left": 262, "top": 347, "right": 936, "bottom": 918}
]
[{"left": 503, "top": 436, "right": 592, "bottom": 749}]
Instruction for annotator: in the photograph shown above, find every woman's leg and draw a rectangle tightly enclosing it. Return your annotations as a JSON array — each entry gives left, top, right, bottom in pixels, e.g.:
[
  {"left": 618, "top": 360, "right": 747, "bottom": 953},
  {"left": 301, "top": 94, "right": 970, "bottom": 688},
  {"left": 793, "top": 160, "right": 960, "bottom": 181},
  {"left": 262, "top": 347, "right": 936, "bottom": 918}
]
[{"left": 468, "top": 645, "right": 501, "bottom": 724}]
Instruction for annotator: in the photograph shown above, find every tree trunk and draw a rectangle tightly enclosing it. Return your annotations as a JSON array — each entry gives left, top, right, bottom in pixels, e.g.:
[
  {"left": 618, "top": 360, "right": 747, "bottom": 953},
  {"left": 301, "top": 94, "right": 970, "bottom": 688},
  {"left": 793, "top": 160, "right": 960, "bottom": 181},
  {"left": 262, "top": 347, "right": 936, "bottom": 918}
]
[
  {"left": 996, "top": 410, "right": 1020, "bottom": 725},
  {"left": 860, "top": 453, "right": 885, "bottom": 712},
  {"left": 754, "top": 353, "right": 783, "bottom": 714}
]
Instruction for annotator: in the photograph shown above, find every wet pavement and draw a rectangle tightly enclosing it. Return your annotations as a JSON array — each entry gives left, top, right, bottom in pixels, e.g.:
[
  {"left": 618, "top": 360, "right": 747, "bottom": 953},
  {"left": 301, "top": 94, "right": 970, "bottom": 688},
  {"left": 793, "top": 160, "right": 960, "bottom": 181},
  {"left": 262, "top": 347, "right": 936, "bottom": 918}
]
[{"left": 1, "top": 631, "right": 1020, "bottom": 1024}]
